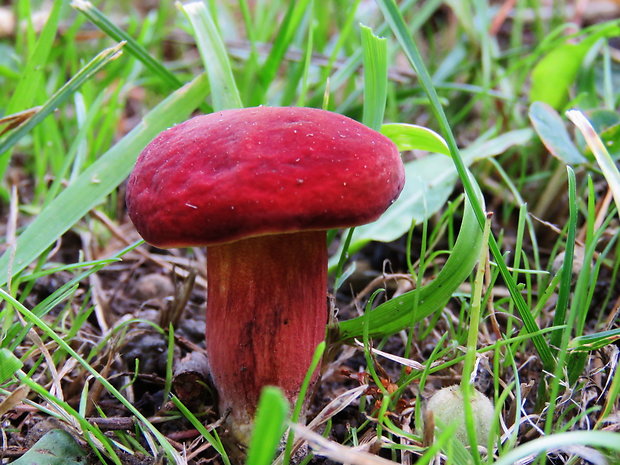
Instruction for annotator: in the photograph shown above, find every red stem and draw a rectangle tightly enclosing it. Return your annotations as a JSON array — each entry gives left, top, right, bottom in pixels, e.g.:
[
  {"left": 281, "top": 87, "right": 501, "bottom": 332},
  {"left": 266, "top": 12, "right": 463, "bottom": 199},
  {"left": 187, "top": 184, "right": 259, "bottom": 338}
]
[{"left": 206, "top": 231, "right": 327, "bottom": 443}]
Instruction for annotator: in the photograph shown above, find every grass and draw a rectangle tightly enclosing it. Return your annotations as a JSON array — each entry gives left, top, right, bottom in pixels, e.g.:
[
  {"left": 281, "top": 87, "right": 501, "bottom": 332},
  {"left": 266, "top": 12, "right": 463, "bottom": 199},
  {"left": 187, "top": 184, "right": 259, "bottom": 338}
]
[{"left": 0, "top": 1, "right": 619, "bottom": 465}]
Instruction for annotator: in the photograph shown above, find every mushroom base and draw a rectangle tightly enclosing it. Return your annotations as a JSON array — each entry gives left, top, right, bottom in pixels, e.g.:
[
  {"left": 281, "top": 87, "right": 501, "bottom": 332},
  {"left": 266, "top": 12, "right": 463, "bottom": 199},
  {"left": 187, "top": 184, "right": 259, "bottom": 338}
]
[{"left": 206, "top": 231, "right": 328, "bottom": 444}]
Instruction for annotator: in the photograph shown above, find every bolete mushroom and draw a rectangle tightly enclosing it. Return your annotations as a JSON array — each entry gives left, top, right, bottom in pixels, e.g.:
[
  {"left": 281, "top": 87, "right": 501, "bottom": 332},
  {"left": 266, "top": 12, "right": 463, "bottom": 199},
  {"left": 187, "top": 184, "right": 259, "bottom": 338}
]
[{"left": 126, "top": 106, "right": 405, "bottom": 443}]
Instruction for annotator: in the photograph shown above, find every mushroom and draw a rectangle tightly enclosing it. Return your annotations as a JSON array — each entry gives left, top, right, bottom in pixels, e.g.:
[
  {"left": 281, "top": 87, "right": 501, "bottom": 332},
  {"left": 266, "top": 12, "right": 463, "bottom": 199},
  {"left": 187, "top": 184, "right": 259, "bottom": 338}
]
[{"left": 125, "top": 106, "right": 405, "bottom": 443}]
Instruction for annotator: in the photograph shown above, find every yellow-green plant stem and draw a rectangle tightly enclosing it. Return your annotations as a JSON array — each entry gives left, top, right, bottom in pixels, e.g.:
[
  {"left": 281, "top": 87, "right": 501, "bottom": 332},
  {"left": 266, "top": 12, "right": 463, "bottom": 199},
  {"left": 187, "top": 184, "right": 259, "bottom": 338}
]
[
  {"left": 282, "top": 341, "right": 326, "bottom": 465},
  {"left": 461, "top": 213, "right": 492, "bottom": 465}
]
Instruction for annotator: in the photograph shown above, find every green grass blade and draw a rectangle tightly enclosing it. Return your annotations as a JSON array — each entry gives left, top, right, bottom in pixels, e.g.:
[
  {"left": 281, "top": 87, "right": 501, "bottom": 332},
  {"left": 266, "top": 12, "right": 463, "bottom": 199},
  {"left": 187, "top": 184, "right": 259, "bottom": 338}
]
[
  {"left": 550, "top": 167, "right": 577, "bottom": 350},
  {"left": 8, "top": 273, "right": 86, "bottom": 350},
  {"left": 336, "top": 175, "right": 483, "bottom": 340},
  {"left": 0, "top": 74, "right": 210, "bottom": 287},
  {"left": 333, "top": 24, "right": 388, "bottom": 288},
  {"left": 236, "top": 0, "right": 261, "bottom": 105},
  {"left": 252, "top": 0, "right": 312, "bottom": 105},
  {"left": 340, "top": 129, "right": 531, "bottom": 251},
  {"left": 360, "top": 25, "right": 388, "bottom": 131},
  {"left": 6, "top": 0, "right": 61, "bottom": 109},
  {"left": 492, "top": 431, "right": 620, "bottom": 465},
  {"left": 179, "top": 1, "right": 242, "bottom": 111},
  {"left": 569, "top": 329, "right": 620, "bottom": 351},
  {"left": 318, "top": 0, "right": 360, "bottom": 83},
  {"left": 247, "top": 387, "right": 289, "bottom": 465},
  {"left": 327, "top": 0, "right": 439, "bottom": 96},
  {"left": 71, "top": 0, "right": 183, "bottom": 90},
  {"left": 0, "top": 43, "right": 124, "bottom": 167},
  {"left": 293, "top": 0, "right": 315, "bottom": 107},
  {"left": 406, "top": 421, "right": 460, "bottom": 465},
  {"left": 16, "top": 373, "right": 121, "bottom": 465},
  {"left": 0, "top": 0, "right": 62, "bottom": 180},
  {"left": 283, "top": 341, "right": 325, "bottom": 465},
  {"left": 596, "top": 357, "right": 620, "bottom": 427},
  {"left": 3, "top": 0, "right": 60, "bottom": 112},
  {"left": 0, "top": 348, "right": 23, "bottom": 383},
  {"left": 462, "top": 214, "right": 492, "bottom": 465},
  {"left": 375, "top": 0, "right": 555, "bottom": 371},
  {"left": 0, "top": 291, "right": 182, "bottom": 463},
  {"left": 171, "top": 396, "right": 231, "bottom": 464}
]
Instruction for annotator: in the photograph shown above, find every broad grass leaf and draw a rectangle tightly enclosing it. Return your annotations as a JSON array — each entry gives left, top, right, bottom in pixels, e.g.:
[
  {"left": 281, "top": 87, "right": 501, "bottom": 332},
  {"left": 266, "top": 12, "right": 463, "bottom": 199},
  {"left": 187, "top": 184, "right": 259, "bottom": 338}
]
[
  {"left": 381, "top": 123, "right": 450, "bottom": 155},
  {"left": 0, "top": 348, "right": 22, "bottom": 383},
  {"left": 11, "top": 429, "right": 86, "bottom": 465},
  {"left": 529, "top": 23, "right": 620, "bottom": 109},
  {"left": 530, "top": 42, "right": 586, "bottom": 109},
  {"left": 529, "top": 101, "right": 587, "bottom": 165}
]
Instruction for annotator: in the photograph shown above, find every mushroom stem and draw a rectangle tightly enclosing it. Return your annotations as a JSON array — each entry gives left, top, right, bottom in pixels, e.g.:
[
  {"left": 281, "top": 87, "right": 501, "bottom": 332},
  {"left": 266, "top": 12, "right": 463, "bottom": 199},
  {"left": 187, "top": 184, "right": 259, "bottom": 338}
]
[{"left": 206, "top": 231, "right": 327, "bottom": 443}]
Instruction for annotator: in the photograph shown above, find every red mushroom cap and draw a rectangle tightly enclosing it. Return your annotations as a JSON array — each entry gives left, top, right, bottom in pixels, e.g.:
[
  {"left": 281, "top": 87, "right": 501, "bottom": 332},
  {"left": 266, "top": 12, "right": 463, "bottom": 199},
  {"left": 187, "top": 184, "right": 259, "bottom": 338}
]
[{"left": 126, "top": 106, "right": 404, "bottom": 247}]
